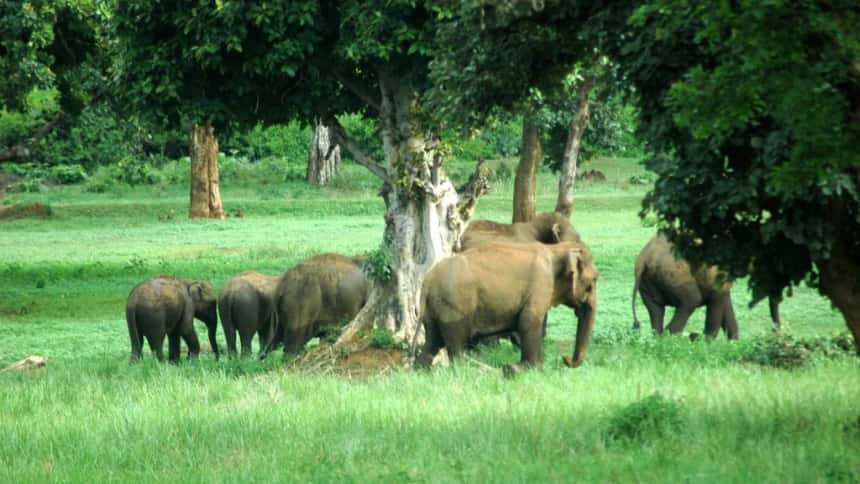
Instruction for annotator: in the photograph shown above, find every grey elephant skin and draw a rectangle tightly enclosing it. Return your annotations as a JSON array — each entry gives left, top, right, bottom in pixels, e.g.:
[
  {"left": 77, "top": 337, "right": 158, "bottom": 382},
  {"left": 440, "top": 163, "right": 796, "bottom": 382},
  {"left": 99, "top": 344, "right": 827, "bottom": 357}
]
[
  {"left": 125, "top": 276, "right": 219, "bottom": 362},
  {"left": 271, "top": 253, "right": 369, "bottom": 356},
  {"left": 416, "top": 241, "right": 598, "bottom": 373},
  {"left": 219, "top": 271, "right": 281, "bottom": 357}
]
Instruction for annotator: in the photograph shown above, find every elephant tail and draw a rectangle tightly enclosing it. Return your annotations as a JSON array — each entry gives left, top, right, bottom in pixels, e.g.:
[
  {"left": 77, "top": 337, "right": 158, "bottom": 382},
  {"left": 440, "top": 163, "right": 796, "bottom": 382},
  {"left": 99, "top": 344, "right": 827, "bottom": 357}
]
[
  {"left": 126, "top": 304, "right": 142, "bottom": 361},
  {"left": 631, "top": 265, "right": 643, "bottom": 330}
]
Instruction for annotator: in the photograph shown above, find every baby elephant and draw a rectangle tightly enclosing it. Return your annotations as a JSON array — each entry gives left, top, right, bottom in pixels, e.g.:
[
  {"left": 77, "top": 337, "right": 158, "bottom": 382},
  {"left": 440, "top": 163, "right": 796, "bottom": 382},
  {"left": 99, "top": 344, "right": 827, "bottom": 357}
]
[
  {"left": 632, "top": 234, "right": 738, "bottom": 339},
  {"left": 219, "top": 271, "right": 281, "bottom": 358},
  {"left": 416, "top": 241, "right": 598, "bottom": 374},
  {"left": 125, "top": 276, "right": 219, "bottom": 362},
  {"left": 270, "top": 253, "right": 369, "bottom": 356}
]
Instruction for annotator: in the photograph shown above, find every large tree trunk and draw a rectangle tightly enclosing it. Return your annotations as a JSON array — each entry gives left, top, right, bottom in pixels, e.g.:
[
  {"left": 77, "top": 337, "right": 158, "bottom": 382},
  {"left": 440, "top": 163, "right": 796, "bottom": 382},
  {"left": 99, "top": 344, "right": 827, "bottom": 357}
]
[
  {"left": 306, "top": 120, "right": 341, "bottom": 185},
  {"left": 555, "top": 76, "right": 594, "bottom": 218},
  {"left": 330, "top": 73, "right": 489, "bottom": 355},
  {"left": 189, "top": 124, "right": 225, "bottom": 219},
  {"left": 512, "top": 116, "right": 541, "bottom": 223}
]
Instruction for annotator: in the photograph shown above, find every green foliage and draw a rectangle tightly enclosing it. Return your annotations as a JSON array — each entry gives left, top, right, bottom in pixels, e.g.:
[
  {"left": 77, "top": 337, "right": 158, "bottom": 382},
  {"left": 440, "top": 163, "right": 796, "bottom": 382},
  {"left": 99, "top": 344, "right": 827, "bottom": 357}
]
[
  {"left": 48, "top": 163, "right": 87, "bottom": 184},
  {"left": 606, "top": 392, "right": 684, "bottom": 443},
  {"left": 363, "top": 240, "right": 394, "bottom": 283},
  {"left": 367, "top": 328, "right": 399, "bottom": 350},
  {"left": 608, "top": 0, "right": 860, "bottom": 302},
  {"left": 224, "top": 122, "right": 311, "bottom": 164},
  {"left": 115, "top": 157, "right": 162, "bottom": 186}
]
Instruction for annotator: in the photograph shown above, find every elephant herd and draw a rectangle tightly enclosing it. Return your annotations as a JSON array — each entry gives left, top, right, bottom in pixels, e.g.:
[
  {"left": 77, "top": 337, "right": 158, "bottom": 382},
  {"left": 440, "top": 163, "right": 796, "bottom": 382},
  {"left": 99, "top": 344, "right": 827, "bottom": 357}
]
[{"left": 125, "top": 212, "right": 771, "bottom": 370}]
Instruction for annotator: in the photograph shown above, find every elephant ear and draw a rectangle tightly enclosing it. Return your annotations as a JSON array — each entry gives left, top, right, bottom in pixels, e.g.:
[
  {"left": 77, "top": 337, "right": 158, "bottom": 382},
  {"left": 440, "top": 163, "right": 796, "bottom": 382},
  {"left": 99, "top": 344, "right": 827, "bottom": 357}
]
[
  {"left": 566, "top": 249, "right": 583, "bottom": 291},
  {"left": 189, "top": 283, "right": 204, "bottom": 303}
]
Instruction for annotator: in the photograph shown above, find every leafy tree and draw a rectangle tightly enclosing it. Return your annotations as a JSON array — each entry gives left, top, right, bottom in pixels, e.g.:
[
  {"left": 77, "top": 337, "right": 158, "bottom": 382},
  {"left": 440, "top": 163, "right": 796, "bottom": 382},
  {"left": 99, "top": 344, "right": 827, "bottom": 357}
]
[
  {"left": 428, "top": 1, "right": 606, "bottom": 219},
  {"left": 113, "top": 1, "right": 488, "bottom": 346},
  {"left": 607, "top": 0, "right": 860, "bottom": 350},
  {"left": 0, "top": 0, "right": 104, "bottom": 163}
]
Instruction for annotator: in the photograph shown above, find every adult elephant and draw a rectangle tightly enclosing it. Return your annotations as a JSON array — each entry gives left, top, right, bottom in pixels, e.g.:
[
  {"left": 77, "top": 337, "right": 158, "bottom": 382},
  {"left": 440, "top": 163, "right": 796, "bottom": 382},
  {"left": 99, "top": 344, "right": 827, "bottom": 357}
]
[
  {"left": 459, "top": 211, "right": 582, "bottom": 348},
  {"left": 459, "top": 211, "right": 581, "bottom": 251},
  {"left": 269, "top": 253, "right": 369, "bottom": 357},
  {"left": 416, "top": 241, "right": 598, "bottom": 374},
  {"left": 632, "top": 234, "right": 738, "bottom": 338},
  {"left": 219, "top": 271, "right": 281, "bottom": 358},
  {"left": 125, "top": 276, "right": 219, "bottom": 362},
  {"left": 632, "top": 234, "right": 782, "bottom": 338}
]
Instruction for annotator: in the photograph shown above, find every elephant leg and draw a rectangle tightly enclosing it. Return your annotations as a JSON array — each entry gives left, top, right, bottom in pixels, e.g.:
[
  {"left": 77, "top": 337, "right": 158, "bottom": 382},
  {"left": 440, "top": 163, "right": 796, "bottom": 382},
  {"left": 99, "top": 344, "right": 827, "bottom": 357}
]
[
  {"left": 702, "top": 299, "right": 726, "bottom": 338},
  {"left": 145, "top": 333, "right": 165, "bottom": 362},
  {"left": 181, "top": 328, "right": 201, "bottom": 361},
  {"left": 415, "top": 319, "right": 443, "bottom": 369},
  {"left": 503, "top": 311, "right": 545, "bottom": 377},
  {"left": 517, "top": 311, "right": 545, "bottom": 367},
  {"left": 722, "top": 296, "right": 739, "bottom": 340},
  {"left": 440, "top": 322, "right": 470, "bottom": 362},
  {"left": 769, "top": 295, "right": 782, "bottom": 332},
  {"left": 642, "top": 297, "right": 666, "bottom": 335},
  {"left": 224, "top": 324, "right": 238, "bottom": 357},
  {"left": 168, "top": 333, "right": 182, "bottom": 364},
  {"left": 666, "top": 305, "right": 696, "bottom": 335},
  {"left": 239, "top": 329, "right": 254, "bottom": 357}
]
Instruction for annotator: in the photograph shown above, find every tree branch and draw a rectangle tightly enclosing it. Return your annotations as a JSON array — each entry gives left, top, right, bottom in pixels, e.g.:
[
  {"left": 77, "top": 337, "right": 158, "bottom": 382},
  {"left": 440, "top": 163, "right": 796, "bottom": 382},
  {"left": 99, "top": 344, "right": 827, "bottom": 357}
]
[
  {"left": 326, "top": 115, "right": 392, "bottom": 184},
  {"left": 0, "top": 111, "right": 64, "bottom": 164},
  {"left": 457, "top": 159, "right": 491, "bottom": 220},
  {"left": 330, "top": 69, "right": 382, "bottom": 113}
]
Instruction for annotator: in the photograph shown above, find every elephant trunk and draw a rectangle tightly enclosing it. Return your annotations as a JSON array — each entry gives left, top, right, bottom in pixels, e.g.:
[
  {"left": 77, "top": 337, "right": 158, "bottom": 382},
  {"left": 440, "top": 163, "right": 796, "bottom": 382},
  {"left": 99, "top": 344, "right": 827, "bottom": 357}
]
[{"left": 564, "top": 293, "right": 596, "bottom": 368}]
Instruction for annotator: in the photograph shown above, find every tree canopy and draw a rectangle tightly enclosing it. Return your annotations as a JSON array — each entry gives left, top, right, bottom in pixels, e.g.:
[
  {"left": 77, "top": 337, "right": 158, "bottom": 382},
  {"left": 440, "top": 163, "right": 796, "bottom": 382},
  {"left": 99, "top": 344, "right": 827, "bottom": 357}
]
[{"left": 609, "top": 0, "right": 859, "bottom": 304}]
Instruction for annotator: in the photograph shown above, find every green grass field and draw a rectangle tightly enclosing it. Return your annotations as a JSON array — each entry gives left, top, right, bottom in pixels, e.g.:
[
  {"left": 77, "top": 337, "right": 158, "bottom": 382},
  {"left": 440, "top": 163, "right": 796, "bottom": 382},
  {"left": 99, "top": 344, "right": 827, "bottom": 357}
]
[{"left": 1, "top": 158, "right": 858, "bottom": 482}]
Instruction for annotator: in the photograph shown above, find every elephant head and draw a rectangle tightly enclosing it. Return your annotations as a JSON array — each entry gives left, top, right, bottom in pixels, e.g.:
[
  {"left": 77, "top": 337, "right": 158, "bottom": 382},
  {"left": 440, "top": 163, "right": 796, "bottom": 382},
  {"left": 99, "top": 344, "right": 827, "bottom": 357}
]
[
  {"left": 188, "top": 280, "right": 220, "bottom": 358},
  {"left": 554, "top": 244, "right": 598, "bottom": 368}
]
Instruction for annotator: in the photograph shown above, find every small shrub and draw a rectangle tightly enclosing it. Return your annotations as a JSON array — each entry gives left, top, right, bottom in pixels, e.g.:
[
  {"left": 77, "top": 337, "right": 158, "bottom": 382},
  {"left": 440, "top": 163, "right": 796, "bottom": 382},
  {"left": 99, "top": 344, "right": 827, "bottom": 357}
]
[
  {"left": 83, "top": 165, "right": 121, "bottom": 193},
  {"left": 116, "top": 157, "right": 162, "bottom": 186},
  {"left": 10, "top": 174, "right": 49, "bottom": 193},
  {"left": 606, "top": 392, "right": 684, "bottom": 443},
  {"left": 49, "top": 164, "right": 87, "bottom": 184},
  {"left": 362, "top": 241, "right": 393, "bottom": 283},
  {"left": 367, "top": 328, "right": 398, "bottom": 349}
]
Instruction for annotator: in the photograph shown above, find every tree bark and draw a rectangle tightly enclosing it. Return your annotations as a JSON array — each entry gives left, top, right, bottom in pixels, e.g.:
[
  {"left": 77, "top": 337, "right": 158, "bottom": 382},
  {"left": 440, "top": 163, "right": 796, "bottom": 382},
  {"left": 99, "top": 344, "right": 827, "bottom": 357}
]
[
  {"left": 330, "top": 73, "right": 489, "bottom": 355},
  {"left": 512, "top": 116, "right": 541, "bottom": 223},
  {"left": 189, "top": 124, "right": 225, "bottom": 219},
  {"left": 306, "top": 120, "right": 341, "bottom": 185},
  {"left": 817, "top": 197, "right": 860, "bottom": 354},
  {"left": 555, "top": 75, "right": 594, "bottom": 219}
]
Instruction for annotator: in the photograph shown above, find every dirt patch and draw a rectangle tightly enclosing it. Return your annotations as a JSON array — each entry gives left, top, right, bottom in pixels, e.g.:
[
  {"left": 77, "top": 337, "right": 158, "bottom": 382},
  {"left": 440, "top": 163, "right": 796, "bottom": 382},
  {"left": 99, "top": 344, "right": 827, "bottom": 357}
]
[
  {"left": 0, "top": 203, "right": 52, "bottom": 220},
  {"left": 287, "top": 342, "right": 408, "bottom": 377}
]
